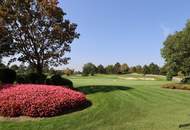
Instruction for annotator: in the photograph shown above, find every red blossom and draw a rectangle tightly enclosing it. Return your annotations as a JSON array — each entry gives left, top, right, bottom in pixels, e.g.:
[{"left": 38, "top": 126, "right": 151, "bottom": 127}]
[{"left": 0, "top": 84, "right": 87, "bottom": 117}]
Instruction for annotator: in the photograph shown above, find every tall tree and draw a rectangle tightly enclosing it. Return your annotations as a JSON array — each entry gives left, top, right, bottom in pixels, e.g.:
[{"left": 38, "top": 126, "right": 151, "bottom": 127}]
[
  {"left": 0, "top": 21, "right": 13, "bottom": 59},
  {"left": 120, "top": 63, "right": 129, "bottom": 74},
  {"left": 105, "top": 65, "right": 114, "bottom": 74},
  {"left": 161, "top": 20, "right": 190, "bottom": 76},
  {"left": 136, "top": 65, "right": 143, "bottom": 74},
  {"left": 82, "top": 63, "right": 97, "bottom": 76},
  {"left": 97, "top": 64, "right": 106, "bottom": 74},
  {"left": 129, "top": 66, "right": 137, "bottom": 73},
  {"left": 160, "top": 64, "right": 169, "bottom": 75},
  {"left": 0, "top": 0, "right": 79, "bottom": 74},
  {"left": 113, "top": 62, "right": 121, "bottom": 74},
  {"left": 64, "top": 68, "right": 74, "bottom": 76},
  {"left": 148, "top": 63, "right": 160, "bottom": 75},
  {"left": 143, "top": 65, "right": 150, "bottom": 75}
]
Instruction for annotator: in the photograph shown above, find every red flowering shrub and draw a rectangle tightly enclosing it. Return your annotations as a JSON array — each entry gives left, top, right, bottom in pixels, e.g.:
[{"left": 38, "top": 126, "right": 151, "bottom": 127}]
[{"left": 0, "top": 84, "right": 87, "bottom": 117}]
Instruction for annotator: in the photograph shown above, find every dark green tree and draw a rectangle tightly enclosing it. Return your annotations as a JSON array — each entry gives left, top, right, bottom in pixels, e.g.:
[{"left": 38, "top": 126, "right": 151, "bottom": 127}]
[
  {"left": 49, "top": 68, "right": 57, "bottom": 75},
  {"left": 10, "top": 64, "right": 19, "bottom": 72},
  {"left": 82, "top": 63, "right": 97, "bottom": 76},
  {"left": 17, "top": 64, "right": 27, "bottom": 74},
  {"left": 148, "top": 63, "right": 160, "bottom": 75},
  {"left": 120, "top": 63, "right": 129, "bottom": 74},
  {"left": 113, "top": 62, "right": 121, "bottom": 74},
  {"left": 97, "top": 64, "right": 106, "bottom": 74},
  {"left": 105, "top": 65, "right": 114, "bottom": 74},
  {"left": 129, "top": 66, "right": 137, "bottom": 73},
  {"left": 0, "top": 0, "right": 79, "bottom": 74},
  {"left": 136, "top": 65, "right": 143, "bottom": 74},
  {"left": 161, "top": 20, "right": 190, "bottom": 76},
  {"left": 143, "top": 65, "right": 150, "bottom": 75},
  {"left": 0, "top": 62, "right": 6, "bottom": 69},
  {"left": 160, "top": 64, "right": 169, "bottom": 75}
]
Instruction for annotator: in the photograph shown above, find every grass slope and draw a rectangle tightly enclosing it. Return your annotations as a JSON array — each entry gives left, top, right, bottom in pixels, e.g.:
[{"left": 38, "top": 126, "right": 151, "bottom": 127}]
[{"left": 0, "top": 75, "right": 190, "bottom": 130}]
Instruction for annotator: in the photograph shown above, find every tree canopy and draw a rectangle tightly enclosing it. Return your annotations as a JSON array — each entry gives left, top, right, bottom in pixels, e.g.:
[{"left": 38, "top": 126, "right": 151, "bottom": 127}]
[
  {"left": 113, "top": 62, "right": 121, "bottom": 74},
  {"left": 97, "top": 64, "right": 106, "bottom": 74},
  {"left": 120, "top": 63, "right": 129, "bottom": 74},
  {"left": 148, "top": 63, "right": 160, "bottom": 75},
  {"left": 143, "top": 65, "right": 150, "bottom": 75},
  {"left": 105, "top": 65, "right": 114, "bottom": 74},
  {"left": 82, "top": 63, "right": 97, "bottom": 76},
  {"left": 161, "top": 20, "right": 190, "bottom": 76},
  {"left": 0, "top": 0, "right": 79, "bottom": 74}
]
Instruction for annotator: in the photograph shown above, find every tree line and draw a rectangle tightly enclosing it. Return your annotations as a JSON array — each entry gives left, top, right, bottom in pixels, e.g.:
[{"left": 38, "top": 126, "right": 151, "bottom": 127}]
[
  {"left": 0, "top": 62, "right": 75, "bottom": 76},
  {"left": 82, "top": 62, "right": 167, "bottom": 76},
  {"left": 0, "top": 61, "right": 167, "bottom": 76}
]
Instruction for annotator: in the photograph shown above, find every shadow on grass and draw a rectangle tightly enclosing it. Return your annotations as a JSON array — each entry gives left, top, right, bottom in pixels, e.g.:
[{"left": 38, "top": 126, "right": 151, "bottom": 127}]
[
  {"left": 0, "top": 86, "right": 132, "bottom": 119},
  {"left": 76, "top": 85, "right": 133, "bottom": 95},
  {"left": 58, "top": 86, "right": 132, "bottom": 116},
  {"left": 57, "top": 100, "right": 92, "bottom": 116}
]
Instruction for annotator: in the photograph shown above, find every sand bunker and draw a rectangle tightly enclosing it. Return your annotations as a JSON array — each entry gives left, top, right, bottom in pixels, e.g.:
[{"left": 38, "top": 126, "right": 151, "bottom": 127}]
[{"left": 119, "top": 77, "right": 155, "bottom": 81}]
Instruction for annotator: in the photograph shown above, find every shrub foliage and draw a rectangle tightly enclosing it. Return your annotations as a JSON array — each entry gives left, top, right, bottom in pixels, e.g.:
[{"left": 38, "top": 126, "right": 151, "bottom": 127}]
[
  {"left": 47, "top": 74, "right": 73, "bottom": 88},
  {"left": 16, "top": 74, "right": 27, "bottom": 84},
  {"left": 181, "top": 77, "right": 190, "bottom": 84},
  {"left": 26, "top": 73, "right": 47, "bottom": 84},
  {"left": 162, "top": 83, "right": 190, "bottom": 90},
  {"left": 0, "top": 68, "right": 16, "bottom": 84}
]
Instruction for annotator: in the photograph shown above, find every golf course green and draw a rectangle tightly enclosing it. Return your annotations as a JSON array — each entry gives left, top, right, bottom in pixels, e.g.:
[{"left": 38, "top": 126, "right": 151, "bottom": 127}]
[{"left": 0, "top": 74, "right": 190, "bottom": 130}]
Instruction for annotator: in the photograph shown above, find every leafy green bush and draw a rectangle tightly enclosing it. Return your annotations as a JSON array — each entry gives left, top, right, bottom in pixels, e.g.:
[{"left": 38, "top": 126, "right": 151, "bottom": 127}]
[
  {"left": 50, "top": 74, "right": 62, "bottom": 84},
  {"left": 16, "top": 74, "right": 28, "bottom": 84},
  {"left": 26, "top": 73, "right": 47, "bottom": 84},
  {"left": 0, "top": 68, "right": 16, "bottom": 84},
  {"left": 48, "top": 74, "right": 73, "bottom": 88},
  {"left": 166, "top": 72, "right": 173, "bottom": 81},
  {"left": 181, "top": 76, "right": 190, "bottom": 84},
  {"left": 82, "top": 73, "right": 88, "bottom": 76},
  {"left": 45, "top": 78, "right": 52, "bottom": 85},
  {"left": 61, "top": 77, "right": 73, "bottom": 88}
]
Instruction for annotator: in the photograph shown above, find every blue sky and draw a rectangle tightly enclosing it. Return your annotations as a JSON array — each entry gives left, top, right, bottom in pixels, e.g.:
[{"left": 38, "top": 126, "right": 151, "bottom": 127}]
[
  {"left": 58, "top": 0, "right": 190, "bottom": 70},
  {"left": 3, "top": 0, "right": 190, "bottom": 70}
]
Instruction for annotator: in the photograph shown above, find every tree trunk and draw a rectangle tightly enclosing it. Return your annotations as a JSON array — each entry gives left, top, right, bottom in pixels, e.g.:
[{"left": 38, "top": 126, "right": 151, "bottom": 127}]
[{"left": 36, "top": 63, "right": 43, "bottom": 74}]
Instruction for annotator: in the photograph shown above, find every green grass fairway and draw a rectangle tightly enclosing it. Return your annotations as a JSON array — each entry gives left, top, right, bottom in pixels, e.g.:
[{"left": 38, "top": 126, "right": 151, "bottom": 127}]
[{"left": 1, "top": 75, "right": 190, "bottom": 130}]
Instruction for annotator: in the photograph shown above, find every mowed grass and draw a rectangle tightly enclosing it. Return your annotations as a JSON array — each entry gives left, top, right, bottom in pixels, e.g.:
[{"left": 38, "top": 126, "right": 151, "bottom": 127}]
[{"left": 1, "top": 75, "right": 190, "bottom": 130}]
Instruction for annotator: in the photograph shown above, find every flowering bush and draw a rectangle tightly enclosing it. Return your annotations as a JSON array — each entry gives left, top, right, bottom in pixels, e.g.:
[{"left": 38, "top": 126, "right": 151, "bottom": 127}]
[{"left": 0, "top": 84, "right": 87, "bottom": 117}]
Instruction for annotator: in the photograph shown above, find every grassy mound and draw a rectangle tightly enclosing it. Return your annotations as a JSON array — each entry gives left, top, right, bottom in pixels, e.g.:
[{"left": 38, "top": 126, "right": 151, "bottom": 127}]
[{"left": 0, "top": 84, "right": 88, "bottom": 117}]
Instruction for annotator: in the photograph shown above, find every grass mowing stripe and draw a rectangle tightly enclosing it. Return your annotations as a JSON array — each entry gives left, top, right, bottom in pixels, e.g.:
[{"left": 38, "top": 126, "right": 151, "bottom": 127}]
[{"left": 1, "top": 75, "right": 190, "bottom": 130}]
